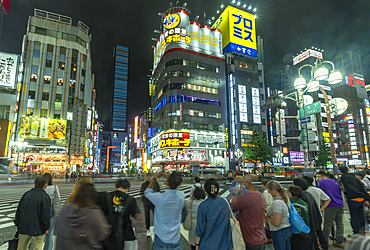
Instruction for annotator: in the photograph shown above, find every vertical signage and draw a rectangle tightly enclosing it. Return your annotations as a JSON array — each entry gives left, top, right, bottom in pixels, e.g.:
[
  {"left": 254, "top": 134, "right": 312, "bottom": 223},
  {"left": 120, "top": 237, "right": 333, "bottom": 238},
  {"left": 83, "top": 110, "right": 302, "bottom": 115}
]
[
  {"left": 252, "top": 87, "right": 261, "bottom": 124},
  {"left": 0, "top": 52, "right": 17, "bottom": 88},
  {"left": 134, "top": 116, "right": 138, "bottom": 144},
  {"left": 229, "top": 73, "right": 236, "bottom": 145},
  {"left": 239, "top": 85, "right": 247, "bottom": 122}
]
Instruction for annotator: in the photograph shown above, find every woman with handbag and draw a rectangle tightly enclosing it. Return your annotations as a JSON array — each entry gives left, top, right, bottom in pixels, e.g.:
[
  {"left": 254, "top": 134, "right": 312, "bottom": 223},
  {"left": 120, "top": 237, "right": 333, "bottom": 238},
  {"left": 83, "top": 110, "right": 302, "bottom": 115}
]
[
  {"left": 185, "top": 187, "right": 206, "bottom": 250},
  {"left": 194, "top": 178, "right": 233, "bottom": 250},
  {"left": 265, "top": 180, "right": 292, "bottom": 250},
  {"left": 54, "top": 183, "right": 111, "bottom": 250},
  {"left": 43, "top": 173, "right": 61, "bottom": 250}
]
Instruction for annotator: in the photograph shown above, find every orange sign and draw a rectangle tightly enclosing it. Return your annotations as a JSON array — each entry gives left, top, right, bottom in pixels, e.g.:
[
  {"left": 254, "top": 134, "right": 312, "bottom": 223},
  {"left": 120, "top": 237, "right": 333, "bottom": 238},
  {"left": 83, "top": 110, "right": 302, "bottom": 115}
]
[{"left": 283, "top": 147, "right": 288, "bottom": 154}]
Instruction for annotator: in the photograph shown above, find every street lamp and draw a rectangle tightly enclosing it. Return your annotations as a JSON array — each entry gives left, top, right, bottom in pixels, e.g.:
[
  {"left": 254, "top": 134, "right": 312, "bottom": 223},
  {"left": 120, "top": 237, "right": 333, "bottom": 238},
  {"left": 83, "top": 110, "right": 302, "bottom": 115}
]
[{"left": 294, "top": 59, "right": 343, "bottom": 177}]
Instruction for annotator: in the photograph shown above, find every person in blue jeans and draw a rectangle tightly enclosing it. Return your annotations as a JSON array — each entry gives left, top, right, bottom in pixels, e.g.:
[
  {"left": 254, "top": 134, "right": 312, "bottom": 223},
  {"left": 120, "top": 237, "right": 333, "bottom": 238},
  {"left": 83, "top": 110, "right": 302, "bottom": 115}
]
[
  {"left": 195, "top": 178, "right": 233, "bottom": 250},
  {"left": 145, "top": 171, "right": 186, "bottom": 250},
  {"left": 265, "top": 180, "right": 292, "bottom": 250}
]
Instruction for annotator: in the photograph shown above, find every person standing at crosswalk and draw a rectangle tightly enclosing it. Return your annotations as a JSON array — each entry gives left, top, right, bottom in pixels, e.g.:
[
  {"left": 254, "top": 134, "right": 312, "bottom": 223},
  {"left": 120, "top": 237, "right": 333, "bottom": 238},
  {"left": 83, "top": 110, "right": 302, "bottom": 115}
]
[
  {"left": 189, "top": 177, "right": 203, "bottom": 199},
  {"left": 42, "top": 173, "right": 61, "bottom": 250},
  {"left": 14, "top": 175, "right": 51, "bottom": 250},
  {"left": 140, "top": 173, "right": 160, "bottom": 237}
]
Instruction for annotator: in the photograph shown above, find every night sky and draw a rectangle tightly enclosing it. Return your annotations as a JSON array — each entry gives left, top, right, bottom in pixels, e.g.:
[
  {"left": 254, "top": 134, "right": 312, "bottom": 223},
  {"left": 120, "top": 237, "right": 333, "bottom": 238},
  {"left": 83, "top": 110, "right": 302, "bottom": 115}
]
[{"left": 1, "top": 0, "right": 370, "bottom": 128}]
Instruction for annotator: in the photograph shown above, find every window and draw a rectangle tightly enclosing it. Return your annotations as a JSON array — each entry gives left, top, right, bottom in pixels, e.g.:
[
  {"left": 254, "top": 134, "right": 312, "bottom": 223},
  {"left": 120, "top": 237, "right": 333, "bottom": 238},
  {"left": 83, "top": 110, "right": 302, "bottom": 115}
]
[
  {"left": 81, "top": 68, "right": 86, "bottom": 77},
  {"left": 0, "top": 105, "right": 10, "bottom": 119},
  {"left": 33, "top": 50, "right": 40, "bottom": 58},
  {"left": 27, "top": 108, "right": 34, "bottom": 116},
  {"left": 47, "top": 44, "right": 54, "bottom": 53},
  {"left": 57, "top": 78, "right": 64, "bottom": 86},
  {"left": 28, "top": 91, "right": 36, "bottom": 99},
  {"left": 46, "top": 59, "right": 52, "bottom": 68},
  {"left": 80, "top": 84, "right": 84, "bottom": 92},
  {"left": 40, "top": 109, "right": 47, "bottom": 117},
  {"left": 54, "top": 114, "right": 60, "bottom": 119},
  {"left": 55, "top": 94, "right": 62, "bottom": 102},
  {"left": 58, "top": 62, "right": 65, "bottom": 70},
  {"left": 42, "top": 93, "right": 49, "bottom": 101},
  {"left": 60, "top": 47, "right": 66, "bottom": 55},
  {"left": 35, "top": 27, "right": 46, "bottom": 35},
  {"left": 70, "top": 64, "right": 77, "bottom": 79},
  {"left": 30, "top": 74, "right": 37, "bottom": 82},
  {"left": 44, "top": 76, "right": 51, "bottom": 84}
]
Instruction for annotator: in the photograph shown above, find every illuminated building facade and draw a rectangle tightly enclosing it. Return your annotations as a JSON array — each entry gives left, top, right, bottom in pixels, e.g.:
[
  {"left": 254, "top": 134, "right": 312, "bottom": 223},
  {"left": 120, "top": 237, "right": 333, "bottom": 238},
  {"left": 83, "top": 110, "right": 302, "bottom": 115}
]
[
  {"left": 150, "top": 6, "right": 229, "bottom": 172},
  {"left": 15, "top": 9, "right": 94, "bottom": 174}
]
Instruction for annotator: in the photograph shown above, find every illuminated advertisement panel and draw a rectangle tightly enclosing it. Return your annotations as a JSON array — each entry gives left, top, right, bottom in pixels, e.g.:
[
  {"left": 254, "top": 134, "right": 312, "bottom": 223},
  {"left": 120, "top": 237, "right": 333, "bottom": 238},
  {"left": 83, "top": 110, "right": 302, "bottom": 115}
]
[
  {"left": 0, "top": 52, "right": 18, "bottom": 88},
  {"left": 238, "top": 85, "right": 247, "bottom": 122},
  {"left": 293, "top": 49, "right": 323, "bottom": 66},
  {"left": 212, "top": 5, "right": 257, "bottom": 57},
  {"left": 160, "top": 131, "right": 190, "bottom": 149},
  {"left": 19, "top": 117, "right": 67, "bottom": 140},
  {"left": 0, "top": 0, "right": 10, "bottom": 15},
  {"left": 134, "top": 116, "right": 138, "bottom": 143},
  {"left": 290, "top": 151, "right": 304, "bottom": 162}
]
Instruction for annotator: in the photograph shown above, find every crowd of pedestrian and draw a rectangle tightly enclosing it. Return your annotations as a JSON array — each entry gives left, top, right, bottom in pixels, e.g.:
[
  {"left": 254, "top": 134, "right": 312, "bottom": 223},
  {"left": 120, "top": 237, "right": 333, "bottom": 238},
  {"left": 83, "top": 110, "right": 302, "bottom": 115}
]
[{"left": 11, "top": 166, "right": 370, "bottom": 250}]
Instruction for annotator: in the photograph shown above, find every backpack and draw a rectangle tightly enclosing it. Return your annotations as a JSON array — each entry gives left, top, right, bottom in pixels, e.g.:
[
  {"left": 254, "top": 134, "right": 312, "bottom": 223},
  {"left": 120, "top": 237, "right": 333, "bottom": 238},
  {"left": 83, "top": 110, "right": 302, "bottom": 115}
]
[
  {"left": 103, "top": 193, "right": 133, "bottom": 250},
  {"left": 287, "top": 201, "right": 310, "bottom": 234}
]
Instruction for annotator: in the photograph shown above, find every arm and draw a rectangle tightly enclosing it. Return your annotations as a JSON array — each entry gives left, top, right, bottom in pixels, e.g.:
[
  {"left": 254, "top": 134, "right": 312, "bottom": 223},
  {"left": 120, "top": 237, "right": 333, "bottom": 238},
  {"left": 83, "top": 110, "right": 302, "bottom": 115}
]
[
  {"left": 148, "top": 172, "right": 166, "bottom": 189},
  {"left": 266, "top": 212, "right": 282, "bottom": 227},
  {"left": 42, "top": 195, "right": 52, "bottom": 233},
  {"left": 320, "top": 198, "right": 331, "bottom": 212},
  {"left": 195, "top": 236, "right": 201, "bottom": 250},
  {"left": 14, "top": 193, "right": 26, "bottom": 226}
]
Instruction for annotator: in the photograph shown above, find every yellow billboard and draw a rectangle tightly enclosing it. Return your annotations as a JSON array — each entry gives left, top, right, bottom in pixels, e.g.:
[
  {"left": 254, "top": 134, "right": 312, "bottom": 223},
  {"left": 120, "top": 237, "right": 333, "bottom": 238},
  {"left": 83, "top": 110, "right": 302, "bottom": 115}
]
[
  {"left": 20, "top": 117, "right": 67, "bottom": 140},
  {"left": 212, "top": 6, "right": 257, "bottom": 57}
]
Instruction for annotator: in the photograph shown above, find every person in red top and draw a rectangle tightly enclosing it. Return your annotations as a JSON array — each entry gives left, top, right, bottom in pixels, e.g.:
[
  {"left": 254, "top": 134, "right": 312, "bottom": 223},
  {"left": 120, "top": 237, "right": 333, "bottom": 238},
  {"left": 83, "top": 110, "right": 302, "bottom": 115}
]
[{"left": 231, "top": 174, "right": 267, "bottom": 249}]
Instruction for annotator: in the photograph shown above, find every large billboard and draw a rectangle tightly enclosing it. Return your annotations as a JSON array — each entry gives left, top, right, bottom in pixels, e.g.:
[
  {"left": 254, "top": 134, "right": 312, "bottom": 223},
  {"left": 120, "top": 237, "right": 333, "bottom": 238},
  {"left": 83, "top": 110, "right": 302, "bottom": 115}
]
[
  {"left": 212, "top": 5, "right": 257, "bottom": 57},
  {"left": 160, "top": 131, "right": 190, "bottom": 149},
  {"left": 293, "top": 49, "right": 323, "bottom": 65},
  {"left": 19, "top": 117, "right": 67, "bottom": 140},
  {"left": 0, "top": 0, "right": 10, "bottom": 14},
  {"left": 0, "top": 52, "right": 18, "bottom": 88}
]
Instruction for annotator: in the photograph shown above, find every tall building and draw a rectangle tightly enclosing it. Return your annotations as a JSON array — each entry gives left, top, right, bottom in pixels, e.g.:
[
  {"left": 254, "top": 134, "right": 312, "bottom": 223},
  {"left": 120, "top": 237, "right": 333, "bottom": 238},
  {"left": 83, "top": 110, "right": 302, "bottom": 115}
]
[
  {"left": 112, "top": 45, "right": 129, "bottom": 132},
  {"left": 149, "top": 6, "right": 228, "bottom": 173},
  {"left": 15, "top": 9, "right": 94, "bottom": 174}
]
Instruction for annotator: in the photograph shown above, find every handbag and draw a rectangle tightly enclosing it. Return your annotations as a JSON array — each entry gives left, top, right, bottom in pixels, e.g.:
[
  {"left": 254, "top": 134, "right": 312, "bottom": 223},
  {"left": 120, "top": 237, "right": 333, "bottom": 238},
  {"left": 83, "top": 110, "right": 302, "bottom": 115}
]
[
  {"left": 222, "top": 197, "right": 246, "bottom": 250},
  {"left": 287, "top": 201, "right": 310, "bottom": 234},
  {"left": 5, "top": 232, "right": 18, "bottom": 250},
  {"left": 53, "top": 185, "right": 61, "bottom": 215},
  {"left": 183, "top": 200, "right": 193, "bottom": 230}
]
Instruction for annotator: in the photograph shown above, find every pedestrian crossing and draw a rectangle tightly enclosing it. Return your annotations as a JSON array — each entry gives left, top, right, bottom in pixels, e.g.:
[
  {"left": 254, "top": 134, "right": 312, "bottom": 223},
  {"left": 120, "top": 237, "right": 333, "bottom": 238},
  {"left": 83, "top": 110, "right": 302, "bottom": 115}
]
[{"left": 0, "top": 183, "right": 214, "bottom": 231}]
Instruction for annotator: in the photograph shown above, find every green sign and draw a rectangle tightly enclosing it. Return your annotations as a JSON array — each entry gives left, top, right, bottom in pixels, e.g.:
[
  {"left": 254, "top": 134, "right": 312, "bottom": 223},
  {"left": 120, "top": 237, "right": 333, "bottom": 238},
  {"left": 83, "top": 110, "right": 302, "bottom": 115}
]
[{"left": 300, "top": 101, "right": 321, "bottom": 118}]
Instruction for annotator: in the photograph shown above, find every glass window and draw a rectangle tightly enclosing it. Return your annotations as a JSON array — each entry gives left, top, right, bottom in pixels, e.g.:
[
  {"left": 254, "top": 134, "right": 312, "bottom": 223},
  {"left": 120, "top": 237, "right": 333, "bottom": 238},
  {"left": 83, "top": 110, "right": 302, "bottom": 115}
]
[
  {"left": 47, "top": 44, "right": 54, "bottom": 53},
  {"left": 46, "top": 59, "right": 52, "bottom": 68},
  {"left": 42, "top": 93, "right": 49, "bottom": 101},
  {"left": 27, "top": 108, "right": 34, "bottom": 116},
  {"left": 44, "top": 76, "right": 51, "bottom": 84},
  {"left": 60, "top": 47, "right": 66, "bottom": 55},
  {"left": 80, "top": 84, "right": 84, "bottom": 92},
  {"left": 34, "top": 42, "right": 41, "bottom": 50},
  {"left": 33, "top": 50, "right": 40, "bottom": 58},
  {"left": 57, "top": 78, "right": 64, "bottom": 86},
  {"left": 28, "top": 91, "right": 36, "bottom": 99},
  {"left": 30, "top": 74, "right": 37, "bottom": 82},
  {"left": 54, "top": 114, "right": 60, "bottom": 119},
  {"left": 40, "top": 109, "right": 47, "bottom": 117},
  {"left": 81, "top": 69, "right": 86, "bottom": 77},
  {"left": 35, "top": 27, "right": 46, "bottom": 35},
  {"left": 55, "top": 94, "right": 62, "bottom": 102},
  {"left": 58, "top": 62, "right": 65, "bottom": 70}
]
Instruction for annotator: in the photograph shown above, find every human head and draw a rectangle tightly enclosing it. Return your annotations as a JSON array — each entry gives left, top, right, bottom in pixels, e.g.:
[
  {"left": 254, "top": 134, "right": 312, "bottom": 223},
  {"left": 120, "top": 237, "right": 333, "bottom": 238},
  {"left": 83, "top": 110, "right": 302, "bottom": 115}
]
[
  {"left": 293, "top": 178, "right": 309, "bottom": 191},
  {"left": 35, "top": 176, "right": 48, "bottom": 189},
  {"left": 78, "top": 176, "right": 92, "bottom": 184},
  {"left": 146, "top": 173, "right": 153, "bottom": 182},
  {"left": 355, "top": 171, "right": 365, "bottom": 180},
  {"left": 194, "top": 176, "right": 200, "bottom": 183},
  {"left": 194, "top": 187, "right": 206, "bottom": 200},
  {"left": 365, "top": 169, "right": 370, "bottom": 176},
  {"left": 265, "top": 180, "right": 289, "bottom": 203},
  {"left": 289, "top": 185, "right": 303, "bottom": 199},
  {"left": 167, "top": 171, "right": 182, "bottom": 189},
  {"left": 43, "top": 173, "right": 53, "bottom": 185},
  {"left": 234, "top": 176, "right": 244, "bottom": 184},
  {"left": 317, "top": 170, "right": 326, "bottom": 180},
  {"left": 339, "top": 166, "right": 348, "bottom": 174},
  {"left": 74, "top": 183, "right": 97, "bottom": 209},
  {"left": 261, "top": 180, "right": 268, "bottom": 190},
  {"left": 303, "top": 176, "right": 314, "bottom": 186},
  {"left": 116, "top": 179, "right": 130, "bottom": 190},
  {"left": 204, "top": 178, "right": 219, "bottom": 198},
  {"left": 244, "top": 174, "right": 258, "bottom": 191}
]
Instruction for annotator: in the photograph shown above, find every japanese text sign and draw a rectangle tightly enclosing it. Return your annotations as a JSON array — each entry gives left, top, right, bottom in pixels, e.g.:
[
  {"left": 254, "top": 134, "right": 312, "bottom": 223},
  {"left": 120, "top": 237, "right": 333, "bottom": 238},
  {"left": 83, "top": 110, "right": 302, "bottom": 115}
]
[
  {"left": 212, "top": 6, "right": 257, "bottom": 57},
  {"left": 160, "top": 131, "right": 190, "bottom": 149},
  {"left": 0, "top": 52, "right": 17, "bottom": 88}
]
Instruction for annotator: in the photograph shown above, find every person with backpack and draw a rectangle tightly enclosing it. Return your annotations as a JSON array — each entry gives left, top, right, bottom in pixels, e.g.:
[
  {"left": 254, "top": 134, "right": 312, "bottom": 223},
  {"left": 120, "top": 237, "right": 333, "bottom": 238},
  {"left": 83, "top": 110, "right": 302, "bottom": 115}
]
[
  {"left": 98, "top": 179, "right": 142, "bottom": 250},
  {"left": 140, "top": 173, "right": 160, "bottom": 237},
  {"left": 43, "top": 173, "right": 61, "bottom": 250},
  {"left": 190, "top": 176, "right": 203, "bottom": 199}
]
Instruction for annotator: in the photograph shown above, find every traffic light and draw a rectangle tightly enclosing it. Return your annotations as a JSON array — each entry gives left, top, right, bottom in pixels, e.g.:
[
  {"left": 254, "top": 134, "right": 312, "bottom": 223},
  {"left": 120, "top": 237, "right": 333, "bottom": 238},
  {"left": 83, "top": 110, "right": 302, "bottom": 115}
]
[
  {"left": 338, "top": 128, "right": 346, "bottom": 144},
  {"left": 226, "top": 151, "right": 230, "bottom": 158}
]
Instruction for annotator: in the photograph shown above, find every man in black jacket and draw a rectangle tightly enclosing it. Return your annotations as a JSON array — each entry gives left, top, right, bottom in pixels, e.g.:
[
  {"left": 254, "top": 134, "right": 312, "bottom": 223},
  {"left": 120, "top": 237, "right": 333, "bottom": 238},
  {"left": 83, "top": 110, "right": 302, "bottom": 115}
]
[
  {"left": 140, "top": 173, "right": 160, "bottom": 237},
  {"left": 339, "top": 166, "right": 370, "bottom": 235},
  {"left": 15, "top": 176, "right": 51, "bottom": 250}
]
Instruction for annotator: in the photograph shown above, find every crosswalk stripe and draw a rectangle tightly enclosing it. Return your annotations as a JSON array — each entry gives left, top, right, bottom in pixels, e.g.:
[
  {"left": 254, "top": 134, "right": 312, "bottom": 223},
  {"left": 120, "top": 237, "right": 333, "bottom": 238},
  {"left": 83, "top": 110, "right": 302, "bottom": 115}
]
[
  {"left": 0, "top": 217, "right": 11, "bottom": 223},
  {"left": 0, "top": 222, "right": 15, "bottom": 229}
]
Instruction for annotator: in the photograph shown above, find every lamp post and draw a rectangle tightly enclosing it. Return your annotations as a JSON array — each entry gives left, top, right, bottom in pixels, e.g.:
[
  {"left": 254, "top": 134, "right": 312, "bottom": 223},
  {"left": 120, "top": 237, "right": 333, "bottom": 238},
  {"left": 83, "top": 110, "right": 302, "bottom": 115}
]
[{"left": 294, "top": 59, "right": 343, "bottom": 177}]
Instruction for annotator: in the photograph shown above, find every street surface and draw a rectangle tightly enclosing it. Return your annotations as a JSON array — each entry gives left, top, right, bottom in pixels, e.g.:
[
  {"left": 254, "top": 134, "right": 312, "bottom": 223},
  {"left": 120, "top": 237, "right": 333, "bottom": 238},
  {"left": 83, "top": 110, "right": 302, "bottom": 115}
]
[{"left": 0, "top": 179, "right": 357, "bottom": 249}]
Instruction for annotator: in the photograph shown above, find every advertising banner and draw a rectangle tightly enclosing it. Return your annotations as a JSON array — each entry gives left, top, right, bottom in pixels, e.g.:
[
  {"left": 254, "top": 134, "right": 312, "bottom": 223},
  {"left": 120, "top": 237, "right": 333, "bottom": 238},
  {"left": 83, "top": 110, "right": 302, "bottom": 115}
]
[
  {"left": 20, "top": 117, "right": 67, "bottom": 140},
  {"left": 0, "top": 52, "right": 17, "bottom": 88},
  {"left": 212, "top": 5, "right": 257, "bottom": 57},
  {"left": 160, "top": 131, "right": 190, "bottom": 149},
  {"left": 13, "top": 153, "right": 68, "bottom": 164},
  {"left": 0, "top": 0, "right": 10, "bottom": 14}
]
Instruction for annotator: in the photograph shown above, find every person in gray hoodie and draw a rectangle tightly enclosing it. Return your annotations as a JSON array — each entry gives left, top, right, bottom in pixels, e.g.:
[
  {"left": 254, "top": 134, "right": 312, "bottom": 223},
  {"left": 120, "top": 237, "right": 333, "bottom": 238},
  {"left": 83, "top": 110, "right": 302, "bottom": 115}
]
[{"left": 54, "top": 183, "right": 110, "bottom": 250}]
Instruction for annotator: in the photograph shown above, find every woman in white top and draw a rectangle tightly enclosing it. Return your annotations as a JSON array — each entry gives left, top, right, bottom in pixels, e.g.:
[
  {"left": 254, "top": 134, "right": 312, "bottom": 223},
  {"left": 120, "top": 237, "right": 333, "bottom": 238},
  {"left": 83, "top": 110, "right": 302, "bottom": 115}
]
[
  {"left": 186, "top": 187, "right": 206, "bottom": 250},
  {"left": 43, "top": 173, "right": 61, "bottom": 250},
  {"left": 265, "top": 180, "right": 292, "bottom": 250}
]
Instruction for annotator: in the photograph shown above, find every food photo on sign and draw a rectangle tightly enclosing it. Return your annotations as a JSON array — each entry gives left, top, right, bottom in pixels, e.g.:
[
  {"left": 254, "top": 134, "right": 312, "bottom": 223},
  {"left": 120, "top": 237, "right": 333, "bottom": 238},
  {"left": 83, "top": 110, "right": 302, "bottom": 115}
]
[{"left": 19, "top": 117, "right": 67, "bottom": 140}]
